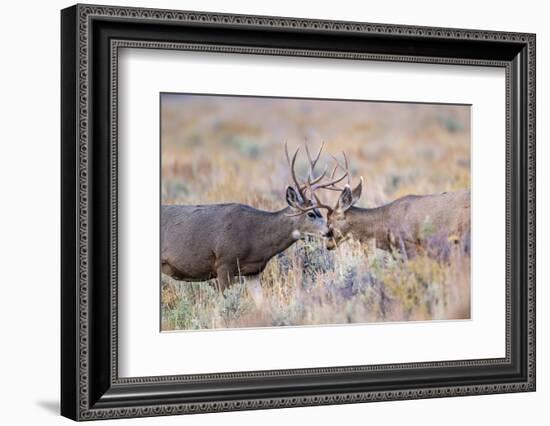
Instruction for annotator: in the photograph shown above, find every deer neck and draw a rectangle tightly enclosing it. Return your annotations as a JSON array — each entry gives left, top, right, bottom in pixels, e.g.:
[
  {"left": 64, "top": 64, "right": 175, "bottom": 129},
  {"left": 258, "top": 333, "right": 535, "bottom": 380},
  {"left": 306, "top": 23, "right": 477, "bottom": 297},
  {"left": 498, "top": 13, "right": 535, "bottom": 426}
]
[
  {"left": 345, "top": 205, "right": 390, "bottom": 245},
  {"left": 258, "top": 207, "right": 304, "bottom": 255}
]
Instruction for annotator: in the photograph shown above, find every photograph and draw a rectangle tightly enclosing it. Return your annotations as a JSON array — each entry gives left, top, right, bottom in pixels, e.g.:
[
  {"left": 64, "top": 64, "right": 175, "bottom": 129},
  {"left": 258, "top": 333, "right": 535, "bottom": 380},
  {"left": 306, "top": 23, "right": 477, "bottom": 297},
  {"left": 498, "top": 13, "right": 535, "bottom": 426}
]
[{"left": 160, "top": 94, "right": 471, "bottom": 331}]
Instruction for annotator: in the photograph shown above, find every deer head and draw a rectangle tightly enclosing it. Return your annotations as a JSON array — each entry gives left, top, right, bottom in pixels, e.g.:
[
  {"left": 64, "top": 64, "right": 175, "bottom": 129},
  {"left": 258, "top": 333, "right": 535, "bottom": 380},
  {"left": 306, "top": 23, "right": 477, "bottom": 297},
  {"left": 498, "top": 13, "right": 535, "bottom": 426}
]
[
  {"left": 309, "top": 151, "right": 363, "bottom": 250},
  {"left": 326, "top": 178, "right": 363, "bottom": 250},
  {"left": 283, "top": 141, "right": 332, "bottom": 240}
]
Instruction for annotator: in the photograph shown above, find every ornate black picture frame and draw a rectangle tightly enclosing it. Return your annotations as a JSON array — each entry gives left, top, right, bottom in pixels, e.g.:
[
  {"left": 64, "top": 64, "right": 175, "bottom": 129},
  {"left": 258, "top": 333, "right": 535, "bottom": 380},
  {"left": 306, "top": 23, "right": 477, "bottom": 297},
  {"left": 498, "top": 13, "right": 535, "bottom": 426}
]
[{"left": 61, "top": 4, "right": 536, "bottom": 421}]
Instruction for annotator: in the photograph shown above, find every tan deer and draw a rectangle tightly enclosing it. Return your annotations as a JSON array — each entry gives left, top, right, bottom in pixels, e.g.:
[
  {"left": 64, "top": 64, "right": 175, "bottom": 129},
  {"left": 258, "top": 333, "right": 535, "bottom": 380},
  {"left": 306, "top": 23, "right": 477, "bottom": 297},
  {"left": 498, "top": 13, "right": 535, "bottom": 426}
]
[
  {"left": 312, "top": 153, "right": 471, "bottom": 258},
  {"left": 161, "top": 143, "right": 341, "bottom": 291}
]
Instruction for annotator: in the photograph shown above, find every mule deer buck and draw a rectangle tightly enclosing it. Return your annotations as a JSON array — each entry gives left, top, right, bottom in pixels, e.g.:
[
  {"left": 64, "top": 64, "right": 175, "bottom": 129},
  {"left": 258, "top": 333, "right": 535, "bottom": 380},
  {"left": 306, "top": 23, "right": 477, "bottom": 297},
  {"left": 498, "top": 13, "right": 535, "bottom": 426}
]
[
  {"left": 313, "top": 153, "right": 471, "bottom": 259},
  {"left": 161, "top": 143, "right": 340, "bottom": 291}
]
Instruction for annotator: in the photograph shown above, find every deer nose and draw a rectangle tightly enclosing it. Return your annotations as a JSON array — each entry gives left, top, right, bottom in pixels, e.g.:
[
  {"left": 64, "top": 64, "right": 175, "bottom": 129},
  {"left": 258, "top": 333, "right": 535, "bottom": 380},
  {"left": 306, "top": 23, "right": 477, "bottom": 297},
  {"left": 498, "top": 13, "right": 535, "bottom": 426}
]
[{"left": 324, "top": 229, "right": 334, "bottom": 238}]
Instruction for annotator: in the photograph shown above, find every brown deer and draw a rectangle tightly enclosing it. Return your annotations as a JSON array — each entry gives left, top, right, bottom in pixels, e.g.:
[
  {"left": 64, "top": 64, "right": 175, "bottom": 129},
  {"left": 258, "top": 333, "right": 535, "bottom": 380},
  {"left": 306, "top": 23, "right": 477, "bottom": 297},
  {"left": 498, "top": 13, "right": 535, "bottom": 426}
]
[
  {"left": 161, "top": 143, "right": 341, "bottom": 291},
  {"left": 312, "top": 153, "right": 471, "bottom": 259}
]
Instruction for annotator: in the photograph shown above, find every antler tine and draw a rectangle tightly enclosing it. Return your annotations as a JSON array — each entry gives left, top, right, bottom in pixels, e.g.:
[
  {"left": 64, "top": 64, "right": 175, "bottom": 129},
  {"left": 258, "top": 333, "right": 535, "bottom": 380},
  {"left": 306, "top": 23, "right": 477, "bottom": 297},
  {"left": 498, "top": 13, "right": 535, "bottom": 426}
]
[
  {"left": 305, "top": 140, "right": 326, "bottom": 183},
  {"left": 330, "top": 152, "right": 350, "bottom": 180},
  {"left": 284, "top": 140, "right": 291, "bottom": 165},
  {"left": 329, "top": 163, "right": 338, "bottom": 179},
  {"left": 305, "top": 140, "right": 324, "bottom": 173},
  {"left": 304, "top": 140, "right": 313, "bottom": 180},
  {"left": 284, "top": 141, "right": 306, "bottom": 199},
  {"left": 315, "top": 141, "right": 325, "bottom": 166},
  {"left": 342, "top": 151, "right": 351, "bottom": 186}
]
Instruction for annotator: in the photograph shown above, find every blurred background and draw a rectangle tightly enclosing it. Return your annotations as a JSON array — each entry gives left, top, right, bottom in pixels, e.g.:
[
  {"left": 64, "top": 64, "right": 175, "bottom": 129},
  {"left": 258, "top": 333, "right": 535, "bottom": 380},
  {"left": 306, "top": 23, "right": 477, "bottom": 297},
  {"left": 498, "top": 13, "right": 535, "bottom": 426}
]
[{"left": 161, "top": 93, "right": 471, "bottom": 330}]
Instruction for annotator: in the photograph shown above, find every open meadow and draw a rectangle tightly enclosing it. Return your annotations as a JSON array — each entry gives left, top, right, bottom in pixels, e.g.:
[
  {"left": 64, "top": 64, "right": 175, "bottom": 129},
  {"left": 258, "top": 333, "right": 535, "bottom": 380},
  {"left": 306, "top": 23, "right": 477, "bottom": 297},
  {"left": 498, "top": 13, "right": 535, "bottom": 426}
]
[{"left": 160, "top": 94, "right": 471, "bottom": 330}]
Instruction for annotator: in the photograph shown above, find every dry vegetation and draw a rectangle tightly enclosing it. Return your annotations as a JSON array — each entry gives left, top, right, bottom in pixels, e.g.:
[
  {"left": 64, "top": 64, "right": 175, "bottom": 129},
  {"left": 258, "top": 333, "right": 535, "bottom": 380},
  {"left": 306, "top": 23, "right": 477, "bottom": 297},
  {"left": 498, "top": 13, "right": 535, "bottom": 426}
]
[{"left": 160, "top": 94, "right": 471, "bottom": 330}]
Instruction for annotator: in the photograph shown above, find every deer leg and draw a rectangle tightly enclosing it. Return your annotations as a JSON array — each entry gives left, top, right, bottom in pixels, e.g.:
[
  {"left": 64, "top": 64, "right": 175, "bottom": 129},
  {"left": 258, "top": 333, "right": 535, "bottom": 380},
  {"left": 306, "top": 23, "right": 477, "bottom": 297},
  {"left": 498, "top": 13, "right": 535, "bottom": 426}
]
[
  {"left": 216, "top": 265, "right": 232, "bottom": 293},
  {"left": 397, "top": 236, "right": 410, "bottom": 262},
  {"left": 247, "top": 275, "right": 264, "bottom": 308}
]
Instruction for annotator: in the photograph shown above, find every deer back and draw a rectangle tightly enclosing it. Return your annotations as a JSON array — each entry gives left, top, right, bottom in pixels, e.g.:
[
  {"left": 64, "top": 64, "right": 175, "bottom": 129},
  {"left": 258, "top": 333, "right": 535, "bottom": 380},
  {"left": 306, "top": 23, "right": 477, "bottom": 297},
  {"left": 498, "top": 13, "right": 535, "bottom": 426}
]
[{"left": 349, "top": 189, "right": 470, "bottom": 249}]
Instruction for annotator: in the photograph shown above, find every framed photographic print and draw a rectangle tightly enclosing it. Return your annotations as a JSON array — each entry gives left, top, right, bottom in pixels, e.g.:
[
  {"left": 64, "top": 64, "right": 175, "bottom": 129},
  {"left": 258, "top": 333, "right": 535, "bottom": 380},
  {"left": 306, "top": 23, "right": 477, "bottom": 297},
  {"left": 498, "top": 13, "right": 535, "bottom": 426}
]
[{"left": 61, "top": 4, "right": 536, "bottom": 421}]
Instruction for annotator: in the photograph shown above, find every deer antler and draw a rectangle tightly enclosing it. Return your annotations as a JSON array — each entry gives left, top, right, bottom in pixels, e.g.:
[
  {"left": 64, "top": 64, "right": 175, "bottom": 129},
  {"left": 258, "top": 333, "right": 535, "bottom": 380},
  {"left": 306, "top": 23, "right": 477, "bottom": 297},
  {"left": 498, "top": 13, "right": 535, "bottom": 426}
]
[
  {"left": 285, "top": 140, "right": 331, "bottom": 199},
  {"left": 284, "top": 141, "right": 334, "bottom": 216},
  {"left": 306, "top": 141, "right": 329, "bottom": 187},
  {"left": 309, "top": 151, "right": 349, "bottom": 192},
  {"left": 284, "top": 203, "right": 324, "bottom": 217}
]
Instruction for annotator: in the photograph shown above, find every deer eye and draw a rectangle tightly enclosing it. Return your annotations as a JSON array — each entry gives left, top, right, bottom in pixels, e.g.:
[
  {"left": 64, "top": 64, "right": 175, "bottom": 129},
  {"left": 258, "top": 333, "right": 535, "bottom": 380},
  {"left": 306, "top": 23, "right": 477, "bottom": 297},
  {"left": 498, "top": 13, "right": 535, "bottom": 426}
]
[{"left": 307, "top": 212, "right": 317, "bottom": 219}]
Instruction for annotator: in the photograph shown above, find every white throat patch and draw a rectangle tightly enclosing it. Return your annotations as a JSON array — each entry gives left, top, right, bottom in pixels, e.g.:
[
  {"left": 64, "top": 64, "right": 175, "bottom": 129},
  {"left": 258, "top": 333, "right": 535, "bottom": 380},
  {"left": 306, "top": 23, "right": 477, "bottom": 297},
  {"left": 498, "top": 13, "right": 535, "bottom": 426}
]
[{"left": 291, "top": 230, "right": 302, "bottom": 240}]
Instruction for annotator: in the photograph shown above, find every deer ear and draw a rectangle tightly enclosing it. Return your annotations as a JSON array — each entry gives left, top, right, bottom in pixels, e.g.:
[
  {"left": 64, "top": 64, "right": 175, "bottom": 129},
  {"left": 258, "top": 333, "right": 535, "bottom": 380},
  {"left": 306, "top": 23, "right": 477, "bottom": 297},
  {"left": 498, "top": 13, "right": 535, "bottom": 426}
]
[
  {"left": 286, "top": 186, "right": 303, "bottom": 208},
  {"left": 336, "top": 186, "right": 354, "bottom": 213},
  {"left": 351, "top": 177, "right": 363, "bottom": 205},
  {"left": 337, "top": 177, "right": 363, "bottom": 212}
]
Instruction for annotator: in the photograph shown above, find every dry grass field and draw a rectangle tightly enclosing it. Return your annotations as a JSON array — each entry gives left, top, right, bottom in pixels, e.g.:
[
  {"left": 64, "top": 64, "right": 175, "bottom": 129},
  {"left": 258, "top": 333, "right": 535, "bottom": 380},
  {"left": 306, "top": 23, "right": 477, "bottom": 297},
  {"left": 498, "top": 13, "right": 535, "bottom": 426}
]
[{"left": 160, "top": 94, "right": 471, "bottom": 330}]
